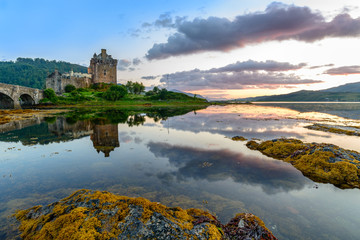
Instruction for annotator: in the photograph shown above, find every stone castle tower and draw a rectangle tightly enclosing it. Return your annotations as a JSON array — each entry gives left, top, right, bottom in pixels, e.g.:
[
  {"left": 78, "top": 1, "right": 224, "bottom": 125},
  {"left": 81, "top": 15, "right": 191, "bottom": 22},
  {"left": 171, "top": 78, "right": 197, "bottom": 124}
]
[{"left": 88, "top": 49, "right": 118, "bottom": 84}]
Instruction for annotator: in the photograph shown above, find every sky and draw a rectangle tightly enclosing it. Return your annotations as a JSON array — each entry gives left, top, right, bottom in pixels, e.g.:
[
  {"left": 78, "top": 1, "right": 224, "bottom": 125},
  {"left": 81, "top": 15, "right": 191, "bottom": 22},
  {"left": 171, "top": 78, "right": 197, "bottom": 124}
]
[{"left": 1, "top": 0, "right": 360, "bottom": 99}]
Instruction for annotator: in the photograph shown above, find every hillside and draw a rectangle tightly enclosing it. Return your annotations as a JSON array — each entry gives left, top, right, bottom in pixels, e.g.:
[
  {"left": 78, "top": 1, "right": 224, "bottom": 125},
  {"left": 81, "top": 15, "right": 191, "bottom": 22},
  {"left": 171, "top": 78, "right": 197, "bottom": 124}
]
[
  {"left": 236, "top": 82, "right": 360, "bottom": 102},
  {"left": 0, "top": 58, "right": 87, "bottom": 89},
  {"left": 321, "top": 82, "right": 360, "bottom": 93},
  {"left": 256, "top": 90, "right": 360, "bottom": 102},
  {"left": 169, "top": 89, "right": 207, "bottom": 100}
]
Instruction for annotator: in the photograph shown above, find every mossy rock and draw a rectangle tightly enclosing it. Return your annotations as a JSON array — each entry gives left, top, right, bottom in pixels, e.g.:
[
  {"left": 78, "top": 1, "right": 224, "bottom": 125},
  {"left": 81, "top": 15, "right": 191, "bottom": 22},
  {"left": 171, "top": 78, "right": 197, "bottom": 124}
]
[
  {"left": 231, "top": 136, "right": 247, "bottom": 141},
  {"left": 246, "top": 138, "right": 360, "bottom": 189},
  {"left": 14, "top": 189, "right": 277, "bottom": 240},
  {"left": 305, "top": 123, "right": 360, "bottom": 136},
  {"left": 246, "top": 140, "right": 259, "bottom": 149}
]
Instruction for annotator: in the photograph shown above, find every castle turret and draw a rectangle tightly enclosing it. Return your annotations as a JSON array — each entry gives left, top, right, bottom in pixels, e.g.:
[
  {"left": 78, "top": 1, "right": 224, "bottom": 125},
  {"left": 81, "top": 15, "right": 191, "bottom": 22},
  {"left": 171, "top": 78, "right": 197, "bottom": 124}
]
[{"left": 101, "top": 49, "right": 106, "bottom": 59}]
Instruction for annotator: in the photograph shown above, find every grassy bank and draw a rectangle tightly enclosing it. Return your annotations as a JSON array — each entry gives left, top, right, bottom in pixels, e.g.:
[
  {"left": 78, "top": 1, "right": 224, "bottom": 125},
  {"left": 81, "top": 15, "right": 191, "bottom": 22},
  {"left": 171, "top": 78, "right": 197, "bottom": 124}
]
[{"left": 40, "top": 85, "right": 210, "bottom": 109}]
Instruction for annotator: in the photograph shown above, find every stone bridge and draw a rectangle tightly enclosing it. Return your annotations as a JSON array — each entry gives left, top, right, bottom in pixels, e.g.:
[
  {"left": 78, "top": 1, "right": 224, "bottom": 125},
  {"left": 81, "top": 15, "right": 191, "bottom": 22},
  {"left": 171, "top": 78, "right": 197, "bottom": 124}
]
[{"left": 0, "top": 83, "right": 44, "bottom": 109}]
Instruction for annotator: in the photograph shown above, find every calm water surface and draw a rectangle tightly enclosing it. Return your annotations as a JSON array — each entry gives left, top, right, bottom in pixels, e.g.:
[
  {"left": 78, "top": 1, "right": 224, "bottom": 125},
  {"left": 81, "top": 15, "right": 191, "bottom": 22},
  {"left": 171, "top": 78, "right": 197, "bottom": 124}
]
[{"left": 1, "top": 104, "right": 360, "bottom": 239}]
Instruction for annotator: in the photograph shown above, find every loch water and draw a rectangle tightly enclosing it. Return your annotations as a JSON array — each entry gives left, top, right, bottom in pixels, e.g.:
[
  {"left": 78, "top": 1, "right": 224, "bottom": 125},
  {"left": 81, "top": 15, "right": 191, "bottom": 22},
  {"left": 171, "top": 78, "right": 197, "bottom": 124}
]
[{"left": 1, "top": 103, "right": 360, "bottom": 239}]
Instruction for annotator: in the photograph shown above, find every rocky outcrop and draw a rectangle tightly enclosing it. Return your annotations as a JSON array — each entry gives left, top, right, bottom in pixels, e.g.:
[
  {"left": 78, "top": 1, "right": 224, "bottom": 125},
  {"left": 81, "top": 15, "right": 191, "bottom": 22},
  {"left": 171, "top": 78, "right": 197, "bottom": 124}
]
[
  {"left": 305, "top": 123, "right": 360, "bottom": 136},
  {"left": 15, "top": 189, "right": 277, "bottom": 240},
  {"left": 246, "top": 138, "right": 360, "bottom": 189}
]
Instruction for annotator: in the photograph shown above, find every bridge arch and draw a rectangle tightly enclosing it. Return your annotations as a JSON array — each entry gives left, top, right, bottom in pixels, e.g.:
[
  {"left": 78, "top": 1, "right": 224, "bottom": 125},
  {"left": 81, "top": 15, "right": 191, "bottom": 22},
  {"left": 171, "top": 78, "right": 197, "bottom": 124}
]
[
  {"left": 0, "top": 92, "right": 14, "bottom": 109},
  {"left": 19, "top": 94, "right": 35, "bottom": 107},
  {"left": 0, "top": 83, "right": 44, "bottom": 109}
]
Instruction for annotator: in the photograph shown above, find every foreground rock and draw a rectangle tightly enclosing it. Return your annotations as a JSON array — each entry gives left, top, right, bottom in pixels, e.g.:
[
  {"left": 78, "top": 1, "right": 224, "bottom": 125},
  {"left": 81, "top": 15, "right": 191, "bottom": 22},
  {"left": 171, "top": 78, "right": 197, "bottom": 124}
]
[
  {"left": 305, "top": 123, "right": 360, "bottom": 136},
  {"left": 15, "top": 189, "right": 277, "bottom": 240},
  {"left": 246, "top": 138, "right": 360, "bottom": 189}
]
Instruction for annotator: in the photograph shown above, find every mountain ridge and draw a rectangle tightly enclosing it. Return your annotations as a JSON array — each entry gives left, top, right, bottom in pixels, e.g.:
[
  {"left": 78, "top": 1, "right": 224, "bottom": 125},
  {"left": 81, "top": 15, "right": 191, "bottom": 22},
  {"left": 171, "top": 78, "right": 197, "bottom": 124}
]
[
  {"left": 320, "top": 82, "right": 360, "bottom": 93},
  {"left": 236, "top": 82, "right": 360, "bottom": 102}
]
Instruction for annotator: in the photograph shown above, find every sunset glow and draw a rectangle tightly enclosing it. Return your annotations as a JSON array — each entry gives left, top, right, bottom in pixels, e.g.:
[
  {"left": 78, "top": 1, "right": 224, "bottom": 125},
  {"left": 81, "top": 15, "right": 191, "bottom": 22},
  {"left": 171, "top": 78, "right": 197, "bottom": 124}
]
[{"left": 1, "top": 0, "right": 360, "bottom": 99}]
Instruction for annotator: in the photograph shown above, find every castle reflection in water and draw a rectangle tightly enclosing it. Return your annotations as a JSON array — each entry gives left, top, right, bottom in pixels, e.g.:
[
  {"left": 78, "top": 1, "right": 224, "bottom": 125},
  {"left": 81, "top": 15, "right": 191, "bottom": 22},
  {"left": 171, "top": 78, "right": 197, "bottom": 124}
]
[{"left": 48, "top": 118, "right": 120, "bottom": 157}]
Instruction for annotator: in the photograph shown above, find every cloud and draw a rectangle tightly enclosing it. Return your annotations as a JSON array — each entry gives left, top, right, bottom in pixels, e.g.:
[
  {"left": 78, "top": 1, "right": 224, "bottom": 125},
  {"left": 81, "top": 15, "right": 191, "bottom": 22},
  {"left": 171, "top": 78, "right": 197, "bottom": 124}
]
[
  {"left": 141, "top": 22, "right": 152, "bottom": 28},
  {"left": 118, "top": 59, "right": 131, "bottom": 71},
  {"left": 141, "top": 75, "right": 159, "bottom": 80},
  {"left": 324, "top": 65, "right": 360, "bottom": 75},
  {"left": 154, "top": 12, "right": 174, "bottom": 28},
  {"left": 132, "top": 58, "right": 142, "bottom": 66},
  {"left": 159, "top": 59, "right": 321, "bottom": 91},
  {"left": 118, "top": 58, "right": 143, "bottom": 71},
  {"left": 142, "top": 13, "right": 186, "bottom": 29},
  {"left": 209, "top": 60, "right": 306, "bottom": 73},
  {"left": 161, "top": 70, "right": 321, "bottom": 91},
  {"left": 309, "top": 64, "right": 335, "bottom": 69},
  {"left": 146, "top": 2, "right": 360, "bottom": 60},
  {"left": 128, "top": 28, "right": 141, "bottom": 38}
]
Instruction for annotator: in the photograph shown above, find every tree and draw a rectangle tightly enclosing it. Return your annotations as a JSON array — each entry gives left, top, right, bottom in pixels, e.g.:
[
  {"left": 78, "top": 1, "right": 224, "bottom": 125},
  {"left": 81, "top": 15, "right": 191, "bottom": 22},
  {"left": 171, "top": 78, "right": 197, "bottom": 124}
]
[
  {"left": 153, "top": 86, "right": 159, "bottom": 94},
  {"left": 125, "top": 81, "right": 134, "bottom": 94},
  {"left": 158, "top": 88, "right": 168, "bottom": 100},
  {"left": 103, "top": 85, "right": 128, "bottom": 101},
  {"left": 43, "top": 88, "right": 58, "bottom": 103},
  {"left": 65, "top": 84, "right": 76, "bottom": 93},
  {"left": 125, "top": 81, "right": 145, "bottom": 95},
  {"left": 133, "top": 82, "right": 145, "bottom": 95},
  {"left": 146, "top": 86, "right": 160, "bottom": 96}
]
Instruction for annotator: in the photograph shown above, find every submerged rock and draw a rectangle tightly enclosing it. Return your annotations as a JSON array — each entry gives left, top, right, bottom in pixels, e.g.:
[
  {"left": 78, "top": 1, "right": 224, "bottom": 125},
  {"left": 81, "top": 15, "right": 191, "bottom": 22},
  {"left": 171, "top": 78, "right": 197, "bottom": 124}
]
[
  {"left": 305, "top": 123, "right": 360, "bottom": 136},
  {"left": 246, "top": 138, "right": 360, "bottom": 189},
  {"left": 15, "top": 189, "right": 277, "bottom": 240}
]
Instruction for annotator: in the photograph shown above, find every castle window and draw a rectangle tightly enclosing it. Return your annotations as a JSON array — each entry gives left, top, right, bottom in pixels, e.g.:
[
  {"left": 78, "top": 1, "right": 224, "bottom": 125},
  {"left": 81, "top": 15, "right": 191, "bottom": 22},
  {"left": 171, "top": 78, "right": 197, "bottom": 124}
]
[{"left": 103, "top": 70, "right": 107, "bottom": 76}]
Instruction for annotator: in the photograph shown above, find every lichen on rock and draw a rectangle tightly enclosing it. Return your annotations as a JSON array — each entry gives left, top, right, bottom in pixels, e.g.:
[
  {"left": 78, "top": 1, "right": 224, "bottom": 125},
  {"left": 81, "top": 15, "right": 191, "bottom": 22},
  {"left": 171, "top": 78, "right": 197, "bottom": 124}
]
[
  {"left": 231, "top": 136, "right": 247, "bottom": 141},
  {"left": 246, "top": 138, "right": 360, "bottom": 189},
  {"left": 305, "top": 123, "right": 360, "bottom": 136},
  {"left": 14, "top": 189, "right": 277, "bottom": 240}
]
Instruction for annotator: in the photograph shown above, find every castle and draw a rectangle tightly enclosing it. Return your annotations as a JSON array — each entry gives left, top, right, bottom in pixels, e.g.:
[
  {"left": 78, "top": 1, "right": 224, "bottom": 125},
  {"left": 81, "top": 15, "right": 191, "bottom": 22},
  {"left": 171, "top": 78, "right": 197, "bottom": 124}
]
[{"left": 46, "top": 49, "right": 118, "bottom": 94}]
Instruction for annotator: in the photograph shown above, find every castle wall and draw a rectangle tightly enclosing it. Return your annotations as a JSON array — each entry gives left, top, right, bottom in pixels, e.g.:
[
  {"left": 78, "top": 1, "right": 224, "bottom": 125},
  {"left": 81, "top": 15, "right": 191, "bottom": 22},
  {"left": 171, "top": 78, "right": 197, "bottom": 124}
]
[
  {"left": 46, "top": 76, "right": 91, "bottom": 94},
  {"left": 61, "top": 77, "right": 92, "bottom": 90},
  {"left": 48, "top": 117, "right": 93, "bottom": 139}
]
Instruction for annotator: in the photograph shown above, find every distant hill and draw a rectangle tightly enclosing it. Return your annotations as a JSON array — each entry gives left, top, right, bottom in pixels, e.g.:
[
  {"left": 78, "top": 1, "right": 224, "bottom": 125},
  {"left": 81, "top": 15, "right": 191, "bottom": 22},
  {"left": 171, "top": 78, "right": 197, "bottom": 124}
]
[
  {"left": 0, "top": 58, "right": 87, "bottom": 89},
  {"left": 236, "top": 82, "right": 360, "bottom": 102},
  {"left": 169, "top": 89, "right": 207, "bottom": 100},
  {"left": 321, "top": 82, "right": 360, "bottom": 93}
]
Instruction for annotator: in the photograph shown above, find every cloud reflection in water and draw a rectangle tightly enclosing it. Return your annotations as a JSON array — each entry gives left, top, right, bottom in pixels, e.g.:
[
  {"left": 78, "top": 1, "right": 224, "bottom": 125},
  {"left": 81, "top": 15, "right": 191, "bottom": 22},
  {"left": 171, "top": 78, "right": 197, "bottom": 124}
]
[{"left": 148, "top": 142, "right": 310, "bottom": 194}]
